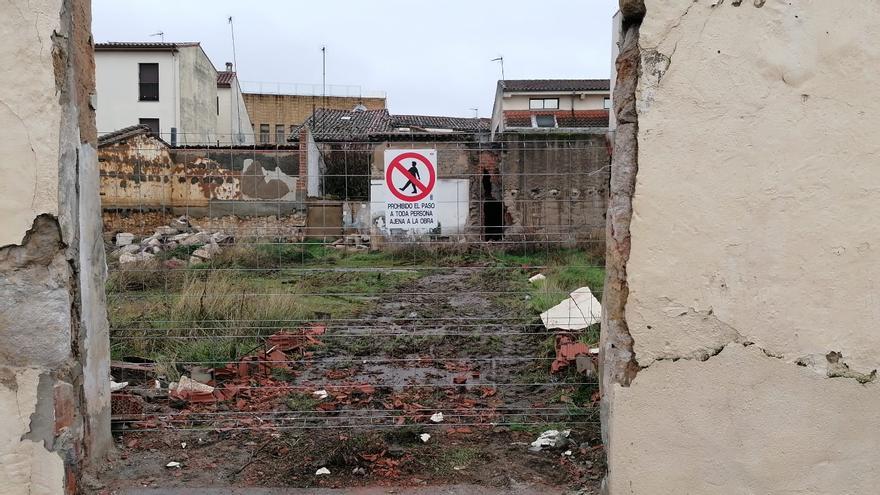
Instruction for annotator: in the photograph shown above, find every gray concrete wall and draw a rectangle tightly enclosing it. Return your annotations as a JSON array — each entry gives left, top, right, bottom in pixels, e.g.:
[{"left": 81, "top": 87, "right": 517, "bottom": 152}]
[
  {"left": 178, "top": 45, "right": 219, "bottom": 145},
  {"left": 0, "top": 1, "right": 111, "bottom": 493},
  {"left": 603, "top": 1, "right": 880, "bottom": 493}
]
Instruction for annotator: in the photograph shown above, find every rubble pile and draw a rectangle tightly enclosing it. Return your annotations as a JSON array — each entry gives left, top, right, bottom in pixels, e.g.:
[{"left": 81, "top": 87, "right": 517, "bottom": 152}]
[
  {"left": 330, "top": 233, "right": 371, "bottom": 252},
  {"left": 109, "top": 216, "right": 233, "bottom": 265}
]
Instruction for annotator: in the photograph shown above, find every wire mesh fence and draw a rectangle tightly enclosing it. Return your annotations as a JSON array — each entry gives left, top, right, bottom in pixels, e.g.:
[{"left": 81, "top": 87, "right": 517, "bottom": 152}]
[{"left": 101, "top": 130, "right": 608, "bottom": 486}]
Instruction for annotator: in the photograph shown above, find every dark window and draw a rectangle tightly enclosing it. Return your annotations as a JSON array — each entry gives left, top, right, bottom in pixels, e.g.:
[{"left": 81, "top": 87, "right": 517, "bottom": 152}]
[
  {"left": 259, "top": 124, "right": 270, "bottom": 144},
  {"left": 216, "top": 96, "right": 220, "bottom": 115},
  {"left": 138, "top": 63, "right": 159, "bottom": 101},
  {"left": 275, "top": 124, "right": 285, "bottom": 144},
  {"left": 139, "top": 118, "right": 160, "bottom": 136},
  {"left": 534, "top": 115, "right": 556, "bottom": 128}
]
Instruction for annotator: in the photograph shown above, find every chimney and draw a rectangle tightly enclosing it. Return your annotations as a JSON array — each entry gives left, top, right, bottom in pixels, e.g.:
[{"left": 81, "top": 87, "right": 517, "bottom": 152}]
[{"left": 225, "top": 62, "right": 233, "bottom": 72}]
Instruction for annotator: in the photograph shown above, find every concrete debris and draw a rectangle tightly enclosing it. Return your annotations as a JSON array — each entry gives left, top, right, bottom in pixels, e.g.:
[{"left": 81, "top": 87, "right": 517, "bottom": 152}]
[
  {"left": 110, "top": 380, "right": 129, "bottom": 392},
  {"left": 313, "top": 389, "right": 329, "bottom": 400},
  {"left": 430, "top": 412, "right": 444, "bottom": 423},
  {"left": 419, "top": 433, "right": 431, "bottom": 443},
  {"left": 165, "top": 461, "right": 181, "bottom": 469},
  {"left": 529, "top": 429, "right": 571, "bottom": 452},
  {"left": 540, "top": 286, "right": 602, "bottom": 330},
  {"left": 352, "top": 467, "right": 366, "bottom": 476},
  {"left": 111, "top": 220, "right": 234, "bottom": 266},
  {"left": 315, "top": 467, "right": 331, "bottom": 475},
  {"left": 529, "top": 273, "right": 547, "bottom": 284},
  {"left": 115, "top": 232, "right": 135, "bottom": 246},
  {"left": 332, "top": 234, "right": 371, "bottom": 252},
  {"left": 180, "top": 232, "right": 211, "bottom": 246}
]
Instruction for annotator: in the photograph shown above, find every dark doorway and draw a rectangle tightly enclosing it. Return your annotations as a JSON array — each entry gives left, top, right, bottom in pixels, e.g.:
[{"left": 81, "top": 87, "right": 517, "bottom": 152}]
[{"left": 482, "top": 171, "right": 503, "bottom": 240}]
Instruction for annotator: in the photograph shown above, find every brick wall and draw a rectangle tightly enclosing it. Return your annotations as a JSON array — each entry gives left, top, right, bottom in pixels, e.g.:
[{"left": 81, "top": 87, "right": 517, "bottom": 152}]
[{"left": 243, "top": 94, "right": 387, "bottom": 144}]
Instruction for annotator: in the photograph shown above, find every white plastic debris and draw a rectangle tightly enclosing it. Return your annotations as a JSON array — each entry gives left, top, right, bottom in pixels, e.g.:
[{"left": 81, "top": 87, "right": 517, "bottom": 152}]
[
  {"left": 181, "top": 442, "right": 187, "bottom": 449},
  {"left": 540, "top": 286, "right": 602, "bottom": 330},
  {"left": 419, "top": 433, "right": 431, "bottom": 443},
  {"left": 165, "top": 461, "right": 181, "bottom": 468},
  {"left": 315, "top": 467, "right": 331, "bottom": 475},
  {"left": 529, "top": 429, "right": 571, "bottom": 452},
  {"left": 313, "top": 389, "right": 329, "bottom": 400},
  {"left": 430, "top": 412, "right": 444, "bottom": 423},
  {"left": 171, "top": 376, "right": 214, "bottom": 394},
  {"left": 563, "top": 450, "right": 573, "bottom": 456},
  {"left": 110, "top": 381, "right": 128, "bottom": 392},
  {"left": 528, "top": 273, "right": 547, "bottom": 284}
]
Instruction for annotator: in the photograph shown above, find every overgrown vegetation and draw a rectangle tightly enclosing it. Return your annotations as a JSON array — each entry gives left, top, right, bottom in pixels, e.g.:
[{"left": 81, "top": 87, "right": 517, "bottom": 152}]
[{"left": 108, "top": 241, "right": 605, "bottom": 372}]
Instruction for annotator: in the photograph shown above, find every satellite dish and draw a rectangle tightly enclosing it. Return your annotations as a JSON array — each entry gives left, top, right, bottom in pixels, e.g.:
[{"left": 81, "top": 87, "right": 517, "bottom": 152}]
[{"left": 352, "top": 104, "right": 367, "bottom": 112}]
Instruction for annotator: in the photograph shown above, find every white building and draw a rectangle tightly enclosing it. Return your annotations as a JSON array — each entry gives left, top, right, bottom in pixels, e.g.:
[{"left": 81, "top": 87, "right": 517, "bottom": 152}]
[
  {"left": 95, "top": 42, "right": 253, "bottom": 145},
  {"left": 490, "top": 79, "right": 611, "bottom": 138},
  {"left": 216, "top": 62, "right": 255, "bottom": 145}
]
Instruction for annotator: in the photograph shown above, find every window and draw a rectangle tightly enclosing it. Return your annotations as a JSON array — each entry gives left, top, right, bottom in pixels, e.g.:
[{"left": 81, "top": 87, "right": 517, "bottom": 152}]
[
  {"left": 275, "top": 124, "right": 286, "bottom": 144},
  {"left": 139, "top": 118, "right": 160, "bottom": 136},
  {"left": 259, "top": 124, "right": 270, "bottom": 144},
  {"left": 216, "top": 96, "right": 220, "bottom": 116},
  {"left": 534, "top": 115, "right": 556, "bottom": 128},
  {"left": 138, "top": 63, "right": 159, "bottom": 101},
  {"left": 604, "top": 97, "right": 612, "bottom": 109},
  {"left": 529, "top": 98, "right": 559, "bottom": 110}
]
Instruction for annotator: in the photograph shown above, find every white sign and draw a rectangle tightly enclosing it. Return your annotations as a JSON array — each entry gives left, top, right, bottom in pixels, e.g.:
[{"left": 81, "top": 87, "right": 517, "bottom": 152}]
[{"left": 384, "top": 149, "right": 438, "bottom": 230}]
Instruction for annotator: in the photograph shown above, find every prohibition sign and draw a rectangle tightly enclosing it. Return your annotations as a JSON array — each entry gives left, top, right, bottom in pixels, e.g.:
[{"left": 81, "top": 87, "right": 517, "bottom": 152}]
[{"left": 385, "top": 152, "right": 437, "bottom": 202}]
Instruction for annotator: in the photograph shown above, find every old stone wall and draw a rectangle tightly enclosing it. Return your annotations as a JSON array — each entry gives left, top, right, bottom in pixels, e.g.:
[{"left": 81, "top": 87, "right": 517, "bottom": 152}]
[
  {"left": 0, "top": 0, "right": 111, "bottom": 493},
  {"left": 603, "top": 1, "right": 880, "bottom": 493},
  {"left": 365, "top": 136, "right": 609, "bottom": 243},
  {"left": 99, "top": 136, "right": 305, "bottom": 215}
]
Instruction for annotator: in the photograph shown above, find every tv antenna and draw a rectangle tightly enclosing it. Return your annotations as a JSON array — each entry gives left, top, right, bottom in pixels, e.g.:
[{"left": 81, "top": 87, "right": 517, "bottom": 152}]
[
  {"left": 149, "top": 31, "right": 165, "bottom": 42},
  {"left": 490, "top": 56, "right": 505, "bottom": 81},
  {"left": 470, "top": 108, "right": 479, "bottom": 118}
]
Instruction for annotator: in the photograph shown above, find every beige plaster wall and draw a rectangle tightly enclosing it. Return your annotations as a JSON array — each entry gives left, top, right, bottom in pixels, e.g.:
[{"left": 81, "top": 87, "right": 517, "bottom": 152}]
[
  {"left": 608, "top": 0, "right": 880, "bottom": 492},
  {"left": 0, "top": 0, "right": 63, "bottom": 247}
]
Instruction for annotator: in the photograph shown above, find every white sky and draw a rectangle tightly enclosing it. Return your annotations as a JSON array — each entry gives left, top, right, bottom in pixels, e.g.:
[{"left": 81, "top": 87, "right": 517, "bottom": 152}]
[{"left": 92, "top": 0, "right": 619, "bottom": 118}]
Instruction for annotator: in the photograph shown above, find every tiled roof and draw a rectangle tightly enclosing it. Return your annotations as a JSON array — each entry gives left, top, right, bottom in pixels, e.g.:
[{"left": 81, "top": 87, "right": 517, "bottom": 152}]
[
  {"left": 502, "top": 110, "right": 610, "bottom": 129},
  {"left": 392, "top": 114, "right": 490, "bottom": 132},
  {"left": 501, "top": 79, "right": 610, "bottom": 92},
  {"left": 291, "top": 108, "right": 392, "bottom": 141},
  {"left": 290, "top": 109, "right": 491, "bottom": 141},
  {"left": 98, "top": 125, "right": 155, "bottom": 147},
  {"left": 95, "top": 42, "right": 200, "bottom": 51},
  {"left": 217, "top": 71, "right": 236, "bottom": 88}
]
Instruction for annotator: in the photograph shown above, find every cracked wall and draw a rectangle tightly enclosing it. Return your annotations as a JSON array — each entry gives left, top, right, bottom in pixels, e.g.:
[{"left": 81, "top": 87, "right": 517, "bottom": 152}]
[
  {"left": 605, "top": 0, "right": 880, "bottom": 493},
  {"left": 1, "top": 1, "right": 111, "bottom": 493}
]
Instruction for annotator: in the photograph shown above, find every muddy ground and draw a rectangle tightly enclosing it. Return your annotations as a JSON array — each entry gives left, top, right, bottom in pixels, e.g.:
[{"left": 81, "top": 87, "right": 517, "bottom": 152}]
[{"left": 99, "top": 261, "right": 603, "bottom": 494}]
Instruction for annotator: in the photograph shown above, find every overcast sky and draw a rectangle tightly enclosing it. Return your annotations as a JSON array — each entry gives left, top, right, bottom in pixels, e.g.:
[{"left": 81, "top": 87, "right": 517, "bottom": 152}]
[{"left": 92, "top": 0, "right": 618, "bottom": 118}]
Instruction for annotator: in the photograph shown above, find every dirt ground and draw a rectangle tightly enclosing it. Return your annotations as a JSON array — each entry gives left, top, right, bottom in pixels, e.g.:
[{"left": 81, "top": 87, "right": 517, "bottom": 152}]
[{"left": 98, "top": 259, "right": 604, "bottom": 494}]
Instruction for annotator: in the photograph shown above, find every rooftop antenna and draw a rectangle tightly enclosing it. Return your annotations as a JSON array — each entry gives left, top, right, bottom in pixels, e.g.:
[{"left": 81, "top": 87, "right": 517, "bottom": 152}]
[
  {"left": 149, "top": 31, "right": 165, "bottom": 42},
  {"left": 321, "top": 45, "right": 326, "bottom": 109},
  {"left": 470, "top": 108, "right": 479, "bottom": 118},
  {"left": 228, "top": 16, "right": 240, "bottom": 143},
  {"left": 491, "top": 56, "right": 505, "bottom": 81}
]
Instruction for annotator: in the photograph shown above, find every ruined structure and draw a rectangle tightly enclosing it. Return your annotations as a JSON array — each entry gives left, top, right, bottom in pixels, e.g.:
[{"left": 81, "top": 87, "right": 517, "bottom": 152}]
[
  {"left": 0, "top": 0, "right": 111, "bottom": 492},
  {"left": 602, "top": 0, "right": 880, "bottom": 493}
]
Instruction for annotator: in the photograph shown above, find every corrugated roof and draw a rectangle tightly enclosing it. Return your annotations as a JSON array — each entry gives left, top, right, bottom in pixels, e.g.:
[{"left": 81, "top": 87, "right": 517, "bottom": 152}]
[
  {"left": 95, "top": 42, "right": 200, "bottom": 51},
  {"left": 217, "top": 71, "right": 236, "bottom": 88},
  {"left": 501, "top": 79, "right": 610, "bottom": 92}
]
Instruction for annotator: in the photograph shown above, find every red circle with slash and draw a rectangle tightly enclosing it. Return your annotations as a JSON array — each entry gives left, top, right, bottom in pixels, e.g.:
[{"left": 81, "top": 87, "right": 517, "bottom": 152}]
[{"left": 385, "top": 152, "right": 436, "bottom": 202}]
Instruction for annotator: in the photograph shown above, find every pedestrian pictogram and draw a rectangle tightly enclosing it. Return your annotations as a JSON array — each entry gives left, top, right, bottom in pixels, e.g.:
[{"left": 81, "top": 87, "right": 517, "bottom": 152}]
[{"left": 384, "top": 149, "right": 438, "bottom": 230}]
